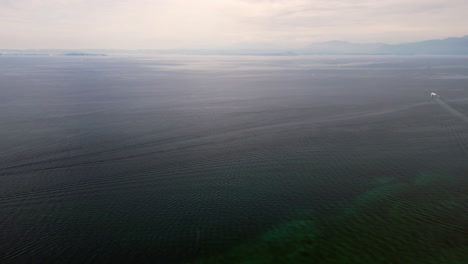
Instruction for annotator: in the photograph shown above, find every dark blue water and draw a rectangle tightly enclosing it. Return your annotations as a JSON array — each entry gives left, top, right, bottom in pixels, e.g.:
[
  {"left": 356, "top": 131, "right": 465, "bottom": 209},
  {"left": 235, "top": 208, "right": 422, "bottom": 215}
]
[{"left": 1, "top": 55, "right": 467, "bottom": 263}]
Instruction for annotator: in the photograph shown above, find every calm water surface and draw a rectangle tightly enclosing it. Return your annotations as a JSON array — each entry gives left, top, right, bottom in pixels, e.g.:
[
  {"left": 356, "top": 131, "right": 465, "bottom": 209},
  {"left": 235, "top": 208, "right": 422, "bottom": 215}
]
[{"left": 0, "top": 55, "right": 467, "bottom": 263}]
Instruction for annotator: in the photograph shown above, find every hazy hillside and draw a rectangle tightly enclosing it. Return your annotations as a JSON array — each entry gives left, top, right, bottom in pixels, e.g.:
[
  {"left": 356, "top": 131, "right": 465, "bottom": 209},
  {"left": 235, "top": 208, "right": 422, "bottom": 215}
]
[
  {"left": 297, "top": 36, "right": 468, "bottom": 55},
  {"left": 1, "top": 36, "right": 468, "bottom": 56}
]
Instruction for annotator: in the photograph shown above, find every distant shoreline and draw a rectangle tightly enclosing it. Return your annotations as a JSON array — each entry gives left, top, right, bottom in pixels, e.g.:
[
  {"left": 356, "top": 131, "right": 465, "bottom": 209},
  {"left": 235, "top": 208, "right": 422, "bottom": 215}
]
[{"left": 64, "top": 53, "right": 107, "bottom": 56}]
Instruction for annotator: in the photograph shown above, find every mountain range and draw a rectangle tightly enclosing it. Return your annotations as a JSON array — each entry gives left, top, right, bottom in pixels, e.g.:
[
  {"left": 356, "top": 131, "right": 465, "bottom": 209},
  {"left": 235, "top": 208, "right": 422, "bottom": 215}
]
[
  {"left": 298, "top": 35, "right": 468, "bottom": 55},
  {"left": 1, "top": 36, "right": 468, "bottom": 56}
]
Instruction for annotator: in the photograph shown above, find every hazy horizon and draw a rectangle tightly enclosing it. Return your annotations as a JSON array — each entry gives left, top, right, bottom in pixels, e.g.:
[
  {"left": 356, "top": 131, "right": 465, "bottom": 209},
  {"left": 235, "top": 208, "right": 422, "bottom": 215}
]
[
  {"left": 0, "top": 35, "right": 467, "bottom": 51},
  {"left": 2, "top": 0, "right": 468, "bottom": 49}
]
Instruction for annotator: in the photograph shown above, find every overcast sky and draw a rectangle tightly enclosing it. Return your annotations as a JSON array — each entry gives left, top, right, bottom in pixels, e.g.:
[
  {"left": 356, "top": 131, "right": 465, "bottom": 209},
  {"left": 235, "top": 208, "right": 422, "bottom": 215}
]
[{"left": 1, "top": 0, "right": 467, "bottom": 49}]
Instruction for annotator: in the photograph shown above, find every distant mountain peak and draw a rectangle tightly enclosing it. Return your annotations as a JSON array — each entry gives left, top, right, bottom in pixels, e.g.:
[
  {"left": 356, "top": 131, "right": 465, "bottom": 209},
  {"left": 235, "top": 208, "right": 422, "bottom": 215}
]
[{"left": 301, "top": 35, "right": 468, "bottom": 55}]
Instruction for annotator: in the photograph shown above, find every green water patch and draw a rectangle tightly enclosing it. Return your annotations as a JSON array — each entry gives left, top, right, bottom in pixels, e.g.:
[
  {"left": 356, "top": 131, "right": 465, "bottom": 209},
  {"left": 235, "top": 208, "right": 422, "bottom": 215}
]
[
  {"left": 372, "top": 176, "right": 395, "bottom": 185},
  {"left": 412, "top": 172, "right": 445, "bottom": 186},
  {"left": 193, "top": 220, "right": 321, "bottom": 264},
  {"left": 193, "top": 172, "right": 468, "bottom": 263}
]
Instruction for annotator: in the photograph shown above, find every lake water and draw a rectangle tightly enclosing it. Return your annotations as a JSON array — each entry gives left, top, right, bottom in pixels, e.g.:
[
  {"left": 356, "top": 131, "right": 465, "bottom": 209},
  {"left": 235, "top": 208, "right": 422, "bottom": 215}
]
[{"left": 0, "top": 55, "right": 467, "bottom": 263}]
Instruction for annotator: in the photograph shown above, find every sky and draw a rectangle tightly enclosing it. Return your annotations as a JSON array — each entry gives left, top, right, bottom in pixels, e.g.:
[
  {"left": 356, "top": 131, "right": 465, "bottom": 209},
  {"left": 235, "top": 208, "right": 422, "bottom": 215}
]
[{"left": 1, "top": 0, "right": 467, "bottom": 49}]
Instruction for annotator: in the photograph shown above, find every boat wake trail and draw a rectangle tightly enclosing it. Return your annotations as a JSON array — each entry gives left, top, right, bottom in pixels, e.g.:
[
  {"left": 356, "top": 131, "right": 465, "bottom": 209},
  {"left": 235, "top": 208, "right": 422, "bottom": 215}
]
[
  {"left": 436, "top": 97, "right": 468, "bottom": 155},
  {"left": 435, "top": 98, "right": 468, "bottom": 124}
]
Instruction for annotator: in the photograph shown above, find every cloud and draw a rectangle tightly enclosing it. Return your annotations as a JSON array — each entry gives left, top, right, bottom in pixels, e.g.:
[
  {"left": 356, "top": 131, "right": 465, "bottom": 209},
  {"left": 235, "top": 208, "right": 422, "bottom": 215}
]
[{"left": 0, "top": 0, "right": 467, "bottom": 49}]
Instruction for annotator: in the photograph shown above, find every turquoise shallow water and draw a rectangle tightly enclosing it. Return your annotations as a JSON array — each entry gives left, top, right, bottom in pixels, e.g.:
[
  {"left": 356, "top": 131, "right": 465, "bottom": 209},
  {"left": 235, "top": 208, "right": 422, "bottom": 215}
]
[{"left": 0, "top": 55, "right": 467, "bottom": 263}]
